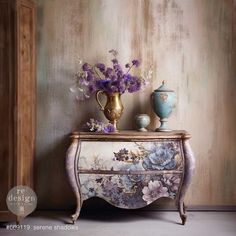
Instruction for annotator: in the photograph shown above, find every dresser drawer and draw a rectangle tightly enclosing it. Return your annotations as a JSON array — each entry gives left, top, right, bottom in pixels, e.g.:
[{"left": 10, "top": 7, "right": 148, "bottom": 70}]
[
  {"left": 78, "top": 141, "right": 183, "bottom": 172},
  {"left": 79, "top": 173, "right": 182, "bottom": 209}
]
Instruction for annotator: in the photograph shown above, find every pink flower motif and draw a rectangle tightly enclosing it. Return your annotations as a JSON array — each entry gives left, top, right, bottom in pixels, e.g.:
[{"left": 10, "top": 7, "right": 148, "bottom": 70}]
[
  {"left": 142, "top": 180, "right": 169, "bottom": 204},
  {"left": 162, "top": 174, "right": 181, "bottom": 193}
]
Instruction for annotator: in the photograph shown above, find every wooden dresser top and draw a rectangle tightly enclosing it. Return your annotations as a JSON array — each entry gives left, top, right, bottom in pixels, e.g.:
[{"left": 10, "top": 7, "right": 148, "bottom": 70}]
[{"left": 70, "top": 130, "right": 190, "bottom": 140}]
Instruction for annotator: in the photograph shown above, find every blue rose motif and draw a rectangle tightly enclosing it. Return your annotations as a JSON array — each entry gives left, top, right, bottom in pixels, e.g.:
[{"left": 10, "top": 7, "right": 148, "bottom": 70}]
[
  {"left": 142, "top": 144, "right": 176, "bottom": 170},
  {"left": 121, "top": 164, "right": 145, "bottom": 190}
]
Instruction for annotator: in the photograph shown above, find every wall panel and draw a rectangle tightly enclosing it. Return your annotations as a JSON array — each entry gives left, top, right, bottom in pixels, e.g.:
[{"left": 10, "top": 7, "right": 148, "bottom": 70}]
[{"left": 36, "top": 0, "right": 236, "bottom": 209}]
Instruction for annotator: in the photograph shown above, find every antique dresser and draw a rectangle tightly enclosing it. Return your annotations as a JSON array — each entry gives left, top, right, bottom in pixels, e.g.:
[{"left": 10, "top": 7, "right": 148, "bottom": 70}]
[{"left": 66, "top": 131, "right": 195, "bottom": 225}]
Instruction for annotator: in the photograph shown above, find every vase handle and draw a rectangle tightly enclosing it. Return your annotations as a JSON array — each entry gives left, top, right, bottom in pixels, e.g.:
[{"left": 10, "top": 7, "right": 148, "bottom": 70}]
[{"left": 96, "top": 90, "right": 105, "bottom": 111}]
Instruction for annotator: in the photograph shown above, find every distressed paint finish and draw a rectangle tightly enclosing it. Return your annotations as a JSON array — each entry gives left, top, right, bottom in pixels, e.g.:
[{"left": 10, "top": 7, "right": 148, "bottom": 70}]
[
  {"left": 79, "top": 174, "right": 181, "bottom": 207},
  {"left": 65, "top": 138, "right": 82, "bottom": 223},
  {"left": 36, "top": 0, "right": 236, "bottom": 209},
  {"left": 66, "top": 131, "right": 193, "bottom": 224},
  {"left": 177, "top": 138, "right": 195, "bottom": 225},
  {"left": 78, "top": 141, "right": 183, "bottom": 171}
]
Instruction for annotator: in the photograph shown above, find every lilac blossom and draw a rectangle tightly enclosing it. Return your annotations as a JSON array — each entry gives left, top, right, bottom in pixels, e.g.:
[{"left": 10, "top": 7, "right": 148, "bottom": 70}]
[
  {"left": 83, "top": 118, "right": 115, "bottom": 133},
  {"left": 109, "top": 49, "right": 118, "bottom": 57},
  {"left": 83, "top": 118, "right": 104, "bottom": 132},
  {"left": 103, "top": 124, "right": 115, "bottom": 133}
]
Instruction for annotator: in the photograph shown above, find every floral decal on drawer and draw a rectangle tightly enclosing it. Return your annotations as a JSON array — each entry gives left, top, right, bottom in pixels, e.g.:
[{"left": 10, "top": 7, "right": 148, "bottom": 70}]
[
  {"left": 79, "top": 173, "right": 181, "bottom": 209},
  {"left": 142, "top": 143, "right": 180, "bottom": 170},
  {"left": 114, "top": 142, "right": 181, "bottom": 171},
  {"left": 79, "top": 141, "right": 183, "bottom": 171}
]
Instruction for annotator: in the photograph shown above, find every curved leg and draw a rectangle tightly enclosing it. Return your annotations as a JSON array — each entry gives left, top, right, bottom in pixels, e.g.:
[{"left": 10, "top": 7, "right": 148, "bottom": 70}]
[
  {"left": 178, "top": 201, "right": 187, "bottom": 225},
  {"left": 183, "top": 202, "right": 186, "bottom": 214},
  {"left": 177, "top": 137, "right": 195, "bottom": 225},
  {"left": 66, "top": 138, "right": 83, "bottom": 224},
  {"left": 71, "top": 195, "right": 83, "bottom": 224},
  {"left": 16, "top": 216, "right": 23, "bottom": 225}
]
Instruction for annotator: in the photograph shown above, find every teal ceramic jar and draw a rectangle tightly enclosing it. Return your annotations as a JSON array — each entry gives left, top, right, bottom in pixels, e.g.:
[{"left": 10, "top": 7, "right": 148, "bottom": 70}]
[
  {"left": 135, "top": 114, "right": 150, "bottom": 132},
  {"left": 151, "top": 81, "right": 176, "bottom": 131}
]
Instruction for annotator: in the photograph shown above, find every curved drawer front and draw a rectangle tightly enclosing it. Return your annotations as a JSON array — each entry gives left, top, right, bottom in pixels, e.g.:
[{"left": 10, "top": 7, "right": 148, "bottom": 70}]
[
  {"left": 79, "top": 173, "right": 182, "bottom": 209},
  {"left": 78, "top": 141, "right": 183, "bottom": 172}
]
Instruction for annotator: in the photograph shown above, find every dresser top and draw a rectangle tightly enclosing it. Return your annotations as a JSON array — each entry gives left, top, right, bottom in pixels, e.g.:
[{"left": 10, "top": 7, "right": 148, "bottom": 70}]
[{"left": 70, "top": 130, "right": 190, "bottom": 140}]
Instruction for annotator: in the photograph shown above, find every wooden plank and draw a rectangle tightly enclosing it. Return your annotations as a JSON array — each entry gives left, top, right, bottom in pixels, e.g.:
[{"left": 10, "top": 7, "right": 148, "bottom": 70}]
[
  {"left": 0, "top": 0, "right": 15, "bottom": 215},
  {"left": 16, "top": 0, "right": 36, "bottom": 187},
  {"left": 0, "top": 0, "right": 36, "bottom": 221}
]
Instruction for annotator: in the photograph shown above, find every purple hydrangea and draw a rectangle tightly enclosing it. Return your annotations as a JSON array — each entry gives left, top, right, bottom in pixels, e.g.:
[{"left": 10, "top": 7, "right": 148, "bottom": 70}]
[
  {"left": 125, "top": 75, "right": 142, "bottom": 93},
  {"left": 105, "top": 67, "right": 113, "bottom": 77},
  {"left": 72, "top": 50, "right": 152, "bottom": 100},
  {"left": 88, "top": 84, "right": 96, "bottom": 93},
  {"left": 82, "top": 63, "right": 90, "bottom": 71},
  {"left": 128, "top": 83, "right": 141, "bottom": 93},
  {"left": 86, "top": 71, "right": 94, "bottom": 81},
  {"left": 96, "top": 63, "right": 106, "bottom": 72},
  {"left": 110, "top": 75, "right": 117, "bottom": 81},
  {"left": 118, "top": 81, "right": 126, "bottom": 93},
  {"left": 111, "top": 58, "right": 118, "bottom": 64},
  {"left": 96, "top": 79, "right": 110, "bottom": 91},
  {"left": 132, "top": 59, "right": 140, "bottom": 67}
]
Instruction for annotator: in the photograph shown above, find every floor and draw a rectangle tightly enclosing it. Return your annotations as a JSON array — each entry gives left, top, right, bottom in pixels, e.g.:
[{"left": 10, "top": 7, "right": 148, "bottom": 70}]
[{"left": 0, "top": 211, "right": 236, "bottom": 236}]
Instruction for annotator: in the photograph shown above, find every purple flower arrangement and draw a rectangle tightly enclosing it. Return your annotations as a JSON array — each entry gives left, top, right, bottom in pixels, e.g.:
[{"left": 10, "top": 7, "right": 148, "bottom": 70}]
[
  {"left": 83, "top": 118, "right": 115, "bottom": 133},
  {"left": 70, "top": 50, "right": 152, "bottom": 100}
]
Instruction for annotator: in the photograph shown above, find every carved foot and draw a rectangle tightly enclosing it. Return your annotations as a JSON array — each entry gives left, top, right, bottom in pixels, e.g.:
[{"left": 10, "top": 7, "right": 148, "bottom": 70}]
[
  {"left": 71, "top": 201, "right": 82, "bottom": 224},
  {"left": 71, "top": 213, "right": 80, "bottom": 224},
  {"left": 16, "top": 216, "right": 23, "bottom": 225},
  {"left": 181, "top": 214, "right": 187, "bottom": 225},
  {"left": 178, "top": 201, "right": 187, "bottom": 225}
]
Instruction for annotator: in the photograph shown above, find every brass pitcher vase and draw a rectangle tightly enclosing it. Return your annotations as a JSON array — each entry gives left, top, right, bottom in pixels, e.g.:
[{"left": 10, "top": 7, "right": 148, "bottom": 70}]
[{"left": 96, "top": 91, "right": 124, "bottom": 132}]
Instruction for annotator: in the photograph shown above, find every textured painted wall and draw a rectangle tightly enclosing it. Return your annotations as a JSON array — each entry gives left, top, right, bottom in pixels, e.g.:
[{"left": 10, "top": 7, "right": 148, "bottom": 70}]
[{"left": 36, "top": 0, "right": 236, "bottom": 209}]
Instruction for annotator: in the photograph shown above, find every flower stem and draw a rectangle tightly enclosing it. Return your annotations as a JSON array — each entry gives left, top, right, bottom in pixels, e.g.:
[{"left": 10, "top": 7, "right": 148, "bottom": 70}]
[
  {"left": 93, "top": 66, "right": 104, "bottom": 80},
  {"left": 125, "top": 64, "right": 134, "bottom": 75}
]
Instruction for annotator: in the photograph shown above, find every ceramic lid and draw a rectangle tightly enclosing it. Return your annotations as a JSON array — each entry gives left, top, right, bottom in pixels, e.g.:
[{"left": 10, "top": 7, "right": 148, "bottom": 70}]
[{"left": 154, "top": 80, "right": 174, "bottom": 92}]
